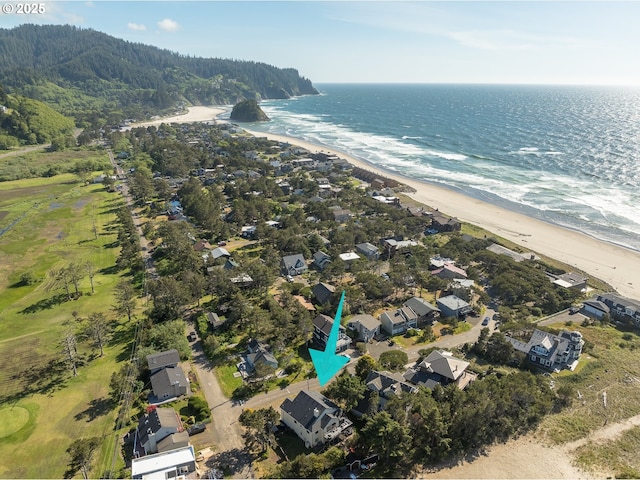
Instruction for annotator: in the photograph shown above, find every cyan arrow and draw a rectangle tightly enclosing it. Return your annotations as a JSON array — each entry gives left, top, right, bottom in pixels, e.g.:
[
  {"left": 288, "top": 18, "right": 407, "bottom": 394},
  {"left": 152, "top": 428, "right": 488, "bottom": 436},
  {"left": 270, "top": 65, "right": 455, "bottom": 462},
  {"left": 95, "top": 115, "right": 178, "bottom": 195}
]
[{"left": 309, "top": 290, "right": 350, "bottom": 386}]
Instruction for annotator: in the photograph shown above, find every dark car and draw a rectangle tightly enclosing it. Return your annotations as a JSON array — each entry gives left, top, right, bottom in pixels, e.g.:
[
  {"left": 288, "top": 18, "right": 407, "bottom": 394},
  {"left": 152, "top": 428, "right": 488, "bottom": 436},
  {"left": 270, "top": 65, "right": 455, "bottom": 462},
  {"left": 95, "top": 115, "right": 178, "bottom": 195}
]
[
  {"left": 482, "top": 317, "right": 490, "bottom": 326},
  {"left": 187, "top": 331, "right": 197, "bottom": 342},
  {"left": 188, "top": 423, "right": 206, "bottom": 435}
]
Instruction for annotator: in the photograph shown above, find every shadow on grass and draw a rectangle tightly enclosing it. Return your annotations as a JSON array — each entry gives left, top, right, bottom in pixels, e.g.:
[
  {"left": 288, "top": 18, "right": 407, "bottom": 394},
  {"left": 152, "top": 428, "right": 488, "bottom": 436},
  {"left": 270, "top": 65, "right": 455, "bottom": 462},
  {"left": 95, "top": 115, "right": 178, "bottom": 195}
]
[
  {"left": 99, "top": 265, "right": 120, "bottom": 275},
  {"left": 207, "top": 447, "right": 253, "bottom": 477},
  {"left": 19, "top": 293, "right": 69, "bottom": 314},
  {"left": 74, "top": 396, "right": 114, "bottom": 422}
]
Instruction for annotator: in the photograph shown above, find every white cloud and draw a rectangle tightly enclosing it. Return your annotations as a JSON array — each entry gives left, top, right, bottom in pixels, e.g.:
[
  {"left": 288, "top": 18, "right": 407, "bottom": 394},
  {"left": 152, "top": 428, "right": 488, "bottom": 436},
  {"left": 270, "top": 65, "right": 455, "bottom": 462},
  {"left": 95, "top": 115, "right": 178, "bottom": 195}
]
[
  {"left": 127, "top": 22, "right": 147, "bottom": 32},
  {"left": 445, "top": 29, "right": 585, "bottom": 51},
  {"left": 157, "top": 18, "right": 180, "bottom": 33}
]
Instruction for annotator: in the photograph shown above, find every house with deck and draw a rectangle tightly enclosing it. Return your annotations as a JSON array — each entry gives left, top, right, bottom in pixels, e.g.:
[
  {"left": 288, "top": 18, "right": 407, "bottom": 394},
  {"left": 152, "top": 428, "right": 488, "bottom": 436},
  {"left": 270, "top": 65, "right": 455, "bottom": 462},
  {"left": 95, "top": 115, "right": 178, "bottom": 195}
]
[
  {"left": 280, "top": 390, "right": 353, "bottom": 448},
  {"left": 596, "top": 293, "right": 640, "bottom": 327},
  {"left": 281, "top": 253, "right": 307, "bottom": 276},
  {"left": 403, "top": 350, "right": 476, "bottom": 390},
  {"left": 507, "top": 329, "right": 584, "bottom": 371},
  {"left": 312, "top": 314, "right": 352, "bottom": 353}
]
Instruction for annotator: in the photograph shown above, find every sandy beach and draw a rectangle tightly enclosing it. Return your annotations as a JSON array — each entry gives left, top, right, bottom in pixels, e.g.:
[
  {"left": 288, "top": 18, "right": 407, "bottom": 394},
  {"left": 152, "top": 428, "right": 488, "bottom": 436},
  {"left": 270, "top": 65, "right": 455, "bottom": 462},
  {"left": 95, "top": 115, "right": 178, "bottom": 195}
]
[
  {"left": 240, "top": 127, "right": 640, "bottom": 301},
  {"left": 131, "top": 106, "right": 227, "bottom": 128}
]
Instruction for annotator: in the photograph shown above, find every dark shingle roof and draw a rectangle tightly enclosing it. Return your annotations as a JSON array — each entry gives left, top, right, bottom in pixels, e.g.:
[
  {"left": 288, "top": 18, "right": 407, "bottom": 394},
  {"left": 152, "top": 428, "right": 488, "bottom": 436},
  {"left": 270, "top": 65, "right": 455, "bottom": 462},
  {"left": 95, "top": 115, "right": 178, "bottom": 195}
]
[
  {"left": 146, "top": 349, "right": 180, "bottom": 372},
  {"left": 280, "top": 390, "right": 339, "bottom": 432},
  {"left": 150, "top": 366, "right": 188, "bottom": 398}
]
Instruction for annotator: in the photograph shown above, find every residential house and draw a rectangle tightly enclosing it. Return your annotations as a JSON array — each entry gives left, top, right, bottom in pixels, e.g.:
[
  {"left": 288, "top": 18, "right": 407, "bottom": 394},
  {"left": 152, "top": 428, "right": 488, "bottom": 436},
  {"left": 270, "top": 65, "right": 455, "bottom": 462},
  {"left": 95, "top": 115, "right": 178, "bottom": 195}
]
[
  {"left": 207, "top": 312, "right": 227, "bottom": 329},
  {"left": 280, "top": 390, "right": 353, "bottom": 449},
  {"left": 596, "top": 293, "right": 640, "bottom": 327},
  {"left": 241, "top": 225, "right": 257, "bottom": 239},
  {"left": 550, "top": 272, "right": 588, "bottom": 291},
  {"left": 430, "top": 213, "right": 461, "bottom": 232},
  {"left": 332, "top": 209, "right": 354, "bottom": 223},
  {"left": 312, "top": 251, "right": 332, "bottom": 271},
  {"left": 449, "top": 279, "right": 475, "bottom": 302},
  {"left": 380, "top": 306, "right": 418, "bottom": 336},
  {"left": 131, "top": 445, "right": 196, "bottom": 479},
  {"left": 486, "top": 243, "right": 538, "bottom": 263},
  {"left": 281, "top": 254, "right": 307, "bottom": 276},
  {"left": 436, "top": 295, "right": 472, "bottom": 319},
  {"left": 347, "top": 314, "right": 381, "bottom": 342},
  {"left": 209, "top": 247, "right": 230, "bottom": 260},
  {"left": 403, "top": 297, "right": 440, "bottom": 325},
  {"left": 147, "top": 350, "right": 180, "bottom": 375},
  {"left": 312, "top": 314, "right": 352, "bottom": 353},
  {"left": 582, "top": 299, "right": 610, "bottom": 319},
  {"left": 364, "top": 370, "right": 417, "bottom": 410},
  {"left": 382, "top": 238, "right": 418, "bottom": 259},
  {"left": 230, "top": 273, "right": 254, "bottom": 287},
  {"left": 245, "top": 338, "right": 278, "bottom": 371},
  {"left": 150, "top": 366, "right": 189, "bottom": 403},
  {"left": 355, "top": 242, "right": 380, "bottom": 261},
  {"left": 507, "top": 329, "right": 584, "bottom": 371},
  {"left": 432, "top": 264, "right": 468, "bottom": 280},
  {"left": 312, "top": 282, "right": 336, "bottom": 305},
  {"left": 193, "top": 239, "right": 213, "bottom": 252},
  {"left": 429, "top": 256, "right": 456, "bottom": 270},
  {"left": 134, "top": 407, "right": 185, "bottom": 456},
  {"left": 338, "top": 252, "right": 361, "bottom": 265},
  {"left": 404, "top": 350, "right": 476, "bottom": 390}
]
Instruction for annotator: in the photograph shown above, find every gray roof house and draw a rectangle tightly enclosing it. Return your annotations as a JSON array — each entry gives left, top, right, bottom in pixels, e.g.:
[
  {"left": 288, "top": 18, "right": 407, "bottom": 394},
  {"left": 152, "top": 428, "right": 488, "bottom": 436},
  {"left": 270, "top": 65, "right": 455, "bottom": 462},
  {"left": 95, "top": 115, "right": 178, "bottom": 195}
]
[
  {"left": 150, "top": 366, "right": 189, "bottom": 403},
  {"left": 436, "top": 295, "right": 472, "bottom": 319},
  {"left": 312, "top": 251, "right": 332, "bottom": 271},
  {"left": 207, "top": 311, "right": 227, "bottom": 329},
  {"left": 147, "top": 350, "right": 180, "bottom": 375},
  {"left": 355, "top": 242, "right": 380, "bottom": 261},
  {"left": 245, "top": 338, "right": 278, "bottom": 370},
  {"left": 507, "top": 329, "right": 584, "bottom": 372},
  {"left": 582, "top": 299, "right": 610, "bottom": 319},
  {"left": 312, "top": 314, "right": 352, "bottom": 353},
  {"left": 280, "top": 390, "right": 353, "bottom": 448},
  {"left": 380, "top": 306, "right": 418, "bottom": 336},
  {"left": 404, "top": 350, "right": 476, "bottom": 390},
  {"left": 596, "top": 293, "right": 640, "bottom": 327},
  {"left": 403, "top": 297, "right": 440, "bottom": 325},
  {"left": 281, "top": 254, "right": 307, "bottom": 276},
  {"left": 365, "top": 370, "right": 417, "bottom": 409},
  {"left": 347, "top": 314, "right": 381, "bottom": 342},
  {"left": 134, "top": 407, "right": 185, "bottom": 456},
  {"left": 312, "top": 282, "right": 336, "bottom": 305}
]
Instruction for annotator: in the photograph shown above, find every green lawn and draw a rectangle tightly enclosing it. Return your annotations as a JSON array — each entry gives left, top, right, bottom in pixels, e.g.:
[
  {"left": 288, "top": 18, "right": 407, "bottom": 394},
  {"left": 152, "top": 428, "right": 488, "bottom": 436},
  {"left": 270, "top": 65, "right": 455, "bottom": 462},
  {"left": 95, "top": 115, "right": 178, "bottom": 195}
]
[
  {"left": 0, "top": 169, "right": 139, "bottom": 478},
  {"left": 215, "top": 364, "right": 244, "bottom": 398}
]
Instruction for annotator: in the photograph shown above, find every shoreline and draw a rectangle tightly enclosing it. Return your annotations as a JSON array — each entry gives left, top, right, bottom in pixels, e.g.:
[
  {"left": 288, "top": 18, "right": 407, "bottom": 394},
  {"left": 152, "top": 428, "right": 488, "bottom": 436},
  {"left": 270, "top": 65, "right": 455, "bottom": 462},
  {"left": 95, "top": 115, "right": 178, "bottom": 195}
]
[
  {"left": 239, "top": 125, "right": 640, "bottom": 301},
  {"left": 133, "top": 105, "right": 640, "bottom": 300}
]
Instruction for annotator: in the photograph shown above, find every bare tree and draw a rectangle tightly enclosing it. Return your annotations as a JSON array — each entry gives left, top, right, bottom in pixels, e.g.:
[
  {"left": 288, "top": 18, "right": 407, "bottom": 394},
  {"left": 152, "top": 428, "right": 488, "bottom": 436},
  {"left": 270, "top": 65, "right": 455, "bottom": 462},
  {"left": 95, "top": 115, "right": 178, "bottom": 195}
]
[
  {"left": 66, "top": 262, "right": 85, "bottom": 297},
  {"left": 87, "top": 312, "right": 111, "bottom": 357},
  {"left": 49, "top": 267, "right": 72, "bottom": 300},
  {"left": 85, "top": 261, "right": 95, "bottom": 294},
  {"left": 62, "top": 330, "right": 78, "bottom": 376}
]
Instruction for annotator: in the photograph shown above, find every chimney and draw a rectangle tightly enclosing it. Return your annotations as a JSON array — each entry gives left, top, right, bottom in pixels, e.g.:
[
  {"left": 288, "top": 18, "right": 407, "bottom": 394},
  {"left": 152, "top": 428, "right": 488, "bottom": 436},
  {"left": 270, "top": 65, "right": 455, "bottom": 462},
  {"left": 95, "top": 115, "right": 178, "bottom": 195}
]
[{"left": 313, "top": 408, "right": 320, "bottom": 418}]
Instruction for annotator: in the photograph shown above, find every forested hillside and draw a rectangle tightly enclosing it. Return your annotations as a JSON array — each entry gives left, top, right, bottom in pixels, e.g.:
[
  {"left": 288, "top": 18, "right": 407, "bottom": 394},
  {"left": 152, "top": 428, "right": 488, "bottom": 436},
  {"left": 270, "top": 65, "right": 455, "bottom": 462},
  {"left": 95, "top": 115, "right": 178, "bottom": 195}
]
[
  {"left": 0, "top": 24, "right": 318, "bottom": 125},
  {"left": 0, "top": 82, "right": 75, "bottom": 149}
]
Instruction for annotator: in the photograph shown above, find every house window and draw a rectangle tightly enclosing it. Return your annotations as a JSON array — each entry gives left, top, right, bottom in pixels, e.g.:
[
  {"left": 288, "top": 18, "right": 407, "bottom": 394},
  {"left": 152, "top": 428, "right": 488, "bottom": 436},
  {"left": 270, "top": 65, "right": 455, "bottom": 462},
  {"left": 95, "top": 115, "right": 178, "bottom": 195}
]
[{"left": 531, "top": 355, "right": 537, "bottom": 362}]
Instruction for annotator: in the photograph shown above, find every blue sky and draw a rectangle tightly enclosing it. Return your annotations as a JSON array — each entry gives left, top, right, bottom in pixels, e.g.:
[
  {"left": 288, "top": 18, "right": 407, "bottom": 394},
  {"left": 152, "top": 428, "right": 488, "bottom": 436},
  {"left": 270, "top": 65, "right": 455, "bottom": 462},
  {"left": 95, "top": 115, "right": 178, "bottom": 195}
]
[{"left": 2, "top": 1, "right": 640, "bottom": 85}]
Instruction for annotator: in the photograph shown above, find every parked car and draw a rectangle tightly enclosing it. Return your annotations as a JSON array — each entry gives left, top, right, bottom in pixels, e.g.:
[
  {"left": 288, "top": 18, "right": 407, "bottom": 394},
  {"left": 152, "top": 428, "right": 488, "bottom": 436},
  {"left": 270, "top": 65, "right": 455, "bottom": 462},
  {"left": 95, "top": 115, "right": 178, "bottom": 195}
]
[
  {"left": 187, "top": 331, "right": 197, "bottom": 342},
  {"left": 482, "top": 317, "right": 490, "bottom": 326},
  {"left": 188, "top": 423, "right": 206, "bottom": 435}
]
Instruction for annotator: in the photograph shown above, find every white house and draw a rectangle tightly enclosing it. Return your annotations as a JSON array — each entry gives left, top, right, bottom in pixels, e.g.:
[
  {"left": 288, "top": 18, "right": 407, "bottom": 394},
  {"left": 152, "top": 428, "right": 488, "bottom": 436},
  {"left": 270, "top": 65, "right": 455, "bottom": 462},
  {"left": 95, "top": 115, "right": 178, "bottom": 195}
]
[
  {"left": 131, "top": 445, "right": 196, "bottom": 479},
  {"left": 280, "top": 390, "right": 352, "bottom": 448}
]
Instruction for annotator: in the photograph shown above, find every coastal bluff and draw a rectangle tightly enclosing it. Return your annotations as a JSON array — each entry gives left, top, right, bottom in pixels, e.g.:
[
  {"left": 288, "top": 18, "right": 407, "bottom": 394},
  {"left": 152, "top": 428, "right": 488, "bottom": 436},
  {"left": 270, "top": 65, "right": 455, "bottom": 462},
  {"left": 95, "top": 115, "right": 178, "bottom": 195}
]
[{"left": 229, "top": 100, "right": 270, "bottom": 122}]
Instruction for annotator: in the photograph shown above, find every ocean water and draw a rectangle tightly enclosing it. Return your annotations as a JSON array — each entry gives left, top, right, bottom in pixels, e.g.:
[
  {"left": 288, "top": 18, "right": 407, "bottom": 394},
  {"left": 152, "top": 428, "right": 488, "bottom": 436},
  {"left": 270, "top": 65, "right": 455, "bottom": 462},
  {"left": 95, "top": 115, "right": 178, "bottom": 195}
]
[{"left": 244, "top": 84, "right": 640, "bottom": 252}]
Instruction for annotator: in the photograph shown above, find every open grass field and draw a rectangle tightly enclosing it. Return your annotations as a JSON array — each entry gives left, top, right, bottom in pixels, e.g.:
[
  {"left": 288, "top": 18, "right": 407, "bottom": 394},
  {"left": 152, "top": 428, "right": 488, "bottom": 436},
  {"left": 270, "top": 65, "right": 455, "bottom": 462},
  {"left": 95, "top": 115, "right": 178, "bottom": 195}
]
[
  {"left": 0, "top": 164, "right": 138, "bottom": 478},
  {"left": 538, "top": 323, "right": 640, "bottom": 449},
  {"left": 0, "top": 148, "right": 111, "bottom": 182}
]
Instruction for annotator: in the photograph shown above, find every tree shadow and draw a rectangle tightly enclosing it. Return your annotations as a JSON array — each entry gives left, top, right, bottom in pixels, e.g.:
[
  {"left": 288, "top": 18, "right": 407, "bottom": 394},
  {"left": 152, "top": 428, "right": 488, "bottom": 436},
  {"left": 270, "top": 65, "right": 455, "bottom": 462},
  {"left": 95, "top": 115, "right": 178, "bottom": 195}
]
[
  {"left": 20, "top": 293, "right": 69, "bottom": 314},
  {"left": 74, "top": 396, "right": 114, "bottom": 422},
  {"left": 206, "top": 447, "right": 253, "bottom": 477},
  {"left": 99, "top": 265, "right": 120, "bottom": 275}
]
